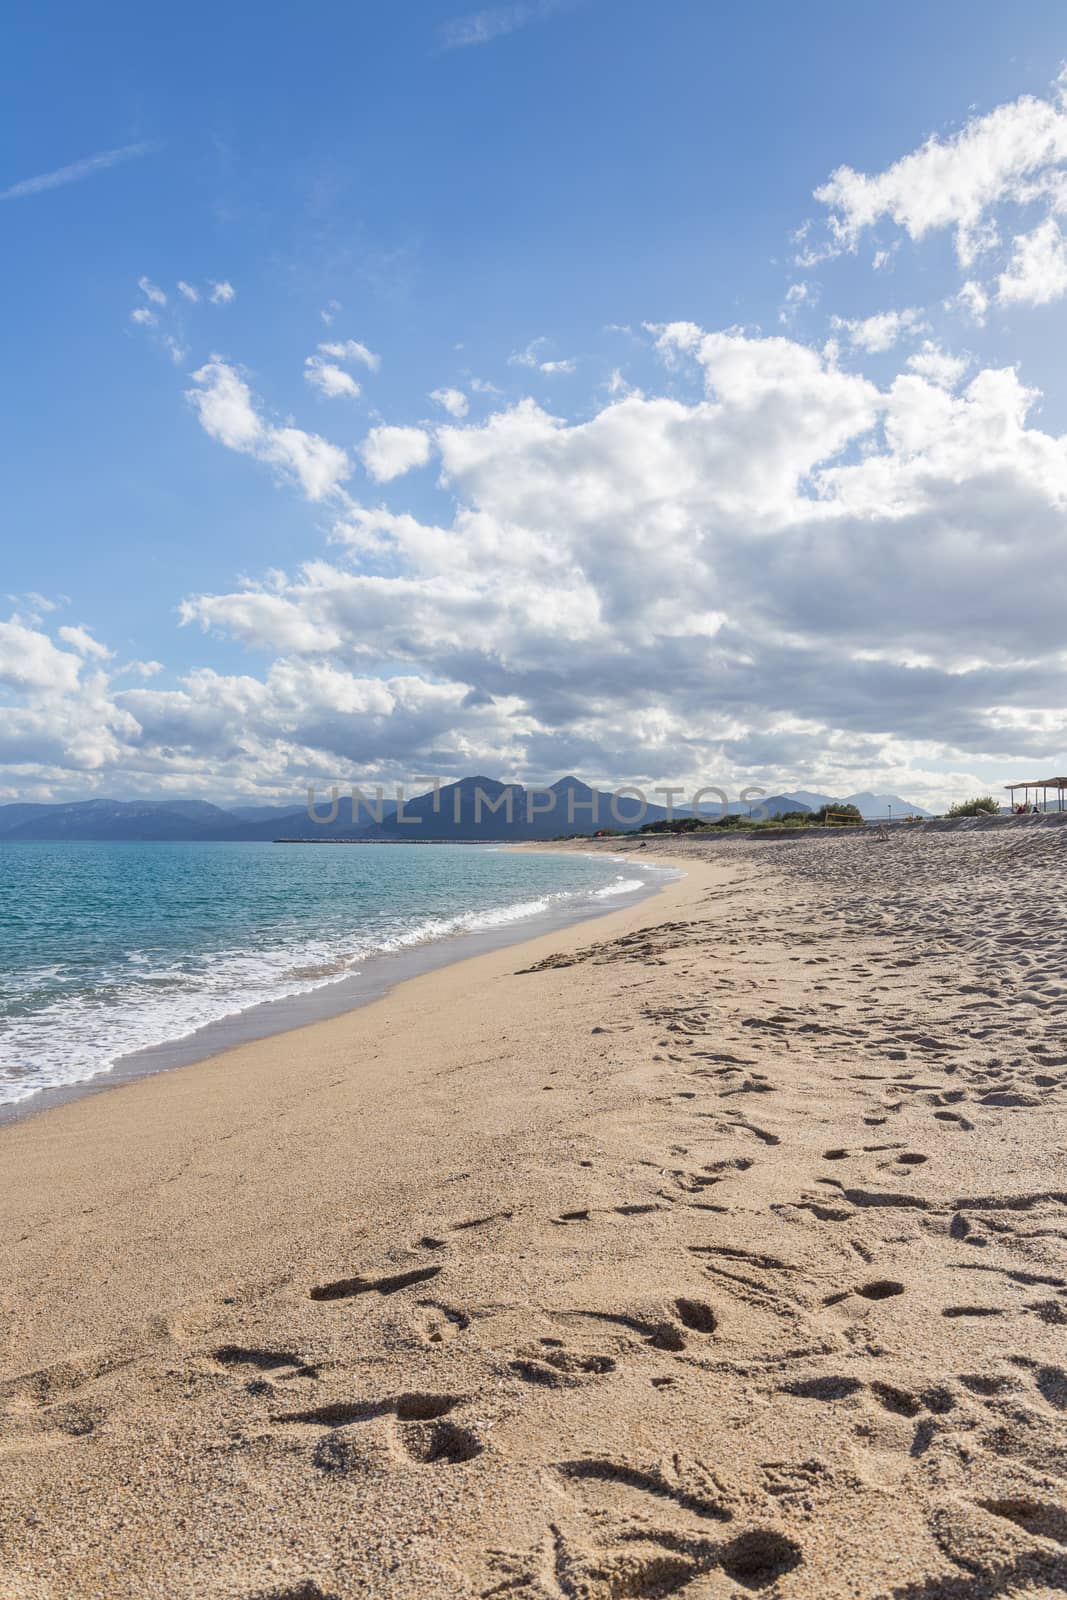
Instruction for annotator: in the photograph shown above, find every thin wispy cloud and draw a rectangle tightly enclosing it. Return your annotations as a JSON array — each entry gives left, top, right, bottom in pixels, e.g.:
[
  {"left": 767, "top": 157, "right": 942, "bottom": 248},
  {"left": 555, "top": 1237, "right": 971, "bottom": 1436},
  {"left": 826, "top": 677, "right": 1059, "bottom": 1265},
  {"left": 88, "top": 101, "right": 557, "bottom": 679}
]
[
  {"left": 438, "top": 0, "right": 572, "bottom": 50},
  {"left": 0, "top": 141, "right": 156, "bottom": 203}
]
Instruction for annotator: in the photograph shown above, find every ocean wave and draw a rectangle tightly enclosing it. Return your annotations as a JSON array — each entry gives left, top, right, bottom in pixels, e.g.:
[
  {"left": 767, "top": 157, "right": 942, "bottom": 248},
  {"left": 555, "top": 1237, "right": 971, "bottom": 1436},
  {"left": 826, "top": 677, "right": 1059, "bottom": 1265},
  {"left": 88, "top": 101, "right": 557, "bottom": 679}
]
[{"left": 0, "top": 864, "right": 659, "bottom": 1108}]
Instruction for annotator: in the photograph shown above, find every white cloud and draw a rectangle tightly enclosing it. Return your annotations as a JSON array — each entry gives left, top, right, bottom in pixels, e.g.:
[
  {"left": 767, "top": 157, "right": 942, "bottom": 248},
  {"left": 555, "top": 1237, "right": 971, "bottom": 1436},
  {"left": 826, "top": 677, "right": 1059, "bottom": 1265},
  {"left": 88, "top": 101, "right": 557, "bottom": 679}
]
[
  {"left": 950, "top": 279, "right": 990, "bottom": 326},
  {"left": 605, "top": 368, "right": 637, "bottom": 397},
  {"left": 430, "top": 387, "right": 470, "bottom": 417},
  {"left": 815, "top": 79, "right": 1067, "bottom": 265},
  {"left": 321, "top": 300, "right": 341, "bottom": 325},
  {"left": 118, "top": 659, "right": 163, "bottom": 679},
  {"left": 177, "top": 280, "right": 200, "bottom": 303},
  {"left": 358, "top": 425, "right": 433, "bottom": 482},
  {"left": 509, "top": 337, "right": 576, "bottom": 374},
  {"left": 187, "top": 359, "right": 350, "bottom": 501},
  {"left": 0, "top": 142, "right": 155, "bottom": 203},
  {"left": 58, "top": 625, "right": 111, "bottom": 659},
  {"left": 779, "top": 282, "right": 813, "bottom": 324},
  {"left": 304, "top": 357, "right": 361, "bottom": 399},
  {"left": 438, "top": 0, "right": 568, "bottom": 50},
  {"left": 138, "top": 275, "right": 167, "bottom": 306},
  {"left": 130, "top": 307, "right": 156, "bottom": 327},
  {"left": 209, "top": 280, "right": 236, "bottom": 305},
  {"left": 997, "top": 216, "right": 1067, "bottom": 305},
  {"left": 268, "top": 427, "right": 351, "bottom": 500},
  {"left": 188, "top": 360, "right": 262, "bottom": 452},
  {"left": 0, "top": 620, "right": 82, "bottom": 692},
  {"left": 906, "top": 340, "right": 970, "bottom": 389},
  {"left": 303, "top": 339, "right": 380, "bottom": 399},
  {"left": 317, "top": 338, "right": 380, "bottom": 371},
  {"left": 830, "top": 306, "right": 926, "bottom": 352},
  {"left": 170, "top": 319, "right": 1067, "bottom": 809}
]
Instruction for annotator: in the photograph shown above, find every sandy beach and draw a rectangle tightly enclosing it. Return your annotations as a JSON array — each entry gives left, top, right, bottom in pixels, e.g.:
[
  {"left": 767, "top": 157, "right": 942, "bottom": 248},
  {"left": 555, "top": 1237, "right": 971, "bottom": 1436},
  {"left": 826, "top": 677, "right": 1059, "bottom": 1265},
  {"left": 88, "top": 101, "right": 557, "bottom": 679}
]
[{"left": 2, "top": 826, "right": 1066, "bottom": 1599}]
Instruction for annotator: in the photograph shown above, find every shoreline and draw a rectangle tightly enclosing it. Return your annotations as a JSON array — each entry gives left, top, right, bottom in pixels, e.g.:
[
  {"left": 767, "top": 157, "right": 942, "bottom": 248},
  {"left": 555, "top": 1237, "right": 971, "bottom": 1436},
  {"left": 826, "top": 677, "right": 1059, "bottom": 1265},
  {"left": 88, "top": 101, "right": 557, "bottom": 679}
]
[
  {"left": 0, "top": 846, "right": 676, "bottom": 1128},
  {"left": 3, "top": 828, "right": 1065, "bottom": 1599}
]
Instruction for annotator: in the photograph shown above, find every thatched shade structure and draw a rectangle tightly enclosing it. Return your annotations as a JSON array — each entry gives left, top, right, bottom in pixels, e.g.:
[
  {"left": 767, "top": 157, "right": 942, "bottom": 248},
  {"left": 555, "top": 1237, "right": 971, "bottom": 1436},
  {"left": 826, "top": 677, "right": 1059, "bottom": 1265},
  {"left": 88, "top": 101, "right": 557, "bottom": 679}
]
[{"left": 1005, "top": 777, "right": 1067, "bottom": 812}]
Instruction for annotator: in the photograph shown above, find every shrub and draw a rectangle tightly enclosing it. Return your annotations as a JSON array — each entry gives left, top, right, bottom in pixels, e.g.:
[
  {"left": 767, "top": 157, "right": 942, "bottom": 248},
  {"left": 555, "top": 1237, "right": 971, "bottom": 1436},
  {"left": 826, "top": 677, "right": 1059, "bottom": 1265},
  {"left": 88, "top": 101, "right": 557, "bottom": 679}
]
[
  {"left": 810, "top": 803, "right": 863, "bottom": 825},
  {"left": 946, "top": 796, "right": 999, "bottom": 818}
]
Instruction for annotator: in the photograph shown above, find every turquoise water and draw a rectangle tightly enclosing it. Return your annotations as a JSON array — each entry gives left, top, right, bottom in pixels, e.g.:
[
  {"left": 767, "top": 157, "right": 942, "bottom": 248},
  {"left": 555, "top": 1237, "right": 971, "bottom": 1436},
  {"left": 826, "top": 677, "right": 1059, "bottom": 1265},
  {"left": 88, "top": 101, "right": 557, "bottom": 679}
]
[{"left": 0, "top": 841, "right": 663, "bottom": 1108}]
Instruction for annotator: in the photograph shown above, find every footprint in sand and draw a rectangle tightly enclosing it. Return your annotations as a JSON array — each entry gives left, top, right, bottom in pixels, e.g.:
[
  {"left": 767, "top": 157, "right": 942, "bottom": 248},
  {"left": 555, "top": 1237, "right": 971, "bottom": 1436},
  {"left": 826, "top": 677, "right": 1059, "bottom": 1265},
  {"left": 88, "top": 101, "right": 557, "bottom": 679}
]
[
  {"left": 417, "top": 1302, "right": 471, "bottom": 1345},
  {"left": 273, "top": 1391, "right": 484, "bottom": 1473},
  {"left": 308, "top": 1264, "right": 442, "bottom": 1301},
  {"left": 523, "top": 1498, "right": 802, "bottom": 1600},
  {"left": 555, "top": 1455, "right": 733, "bottom": 1522},
  {"left": 855, "top": 1279, "right": 906, "bottom": 1301},
  {"left": 571, "top": 1295, "right": 717, "bottom": 1354},
  {"left": 510, "top": 1345, "right": 617, "bottom": 1387},
  {"left": 246, "top": 1583, "right": 342, "bottom": 1600},
  {"left": 0, "top": 1349, "right": 133, "bottom": 1413},
  {"left": 450, "top": 1210, "right": 514, "bottom": 1231},
  {"left": 214, "top": 1346, "right": 319, "bottom": 1383},
  {"left": 942, "top": 1305, "right": 1006, "bottom": 1318},
  {"left": 977, "top": 1497, "right": 1067, "bottom": 1545}
]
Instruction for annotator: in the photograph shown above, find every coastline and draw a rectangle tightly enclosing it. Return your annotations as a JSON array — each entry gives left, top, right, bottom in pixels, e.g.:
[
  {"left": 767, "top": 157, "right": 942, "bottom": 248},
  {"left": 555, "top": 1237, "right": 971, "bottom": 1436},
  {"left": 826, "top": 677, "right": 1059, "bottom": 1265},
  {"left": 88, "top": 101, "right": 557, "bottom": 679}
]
[
  {"left": 0, "top": 845, "right": 675, "bottom": 1128},
  {"left": 3, "top": 829, "right": 1066, "bottom": 1599}
]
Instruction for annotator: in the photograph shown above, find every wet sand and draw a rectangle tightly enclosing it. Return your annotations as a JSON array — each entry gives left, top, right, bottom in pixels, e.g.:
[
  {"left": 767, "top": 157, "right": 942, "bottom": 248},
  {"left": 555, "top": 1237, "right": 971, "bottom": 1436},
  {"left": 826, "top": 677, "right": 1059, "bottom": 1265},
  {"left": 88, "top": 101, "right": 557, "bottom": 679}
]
[{"left": 1, "top": 827, "right": 1066, "bottom": 1598}]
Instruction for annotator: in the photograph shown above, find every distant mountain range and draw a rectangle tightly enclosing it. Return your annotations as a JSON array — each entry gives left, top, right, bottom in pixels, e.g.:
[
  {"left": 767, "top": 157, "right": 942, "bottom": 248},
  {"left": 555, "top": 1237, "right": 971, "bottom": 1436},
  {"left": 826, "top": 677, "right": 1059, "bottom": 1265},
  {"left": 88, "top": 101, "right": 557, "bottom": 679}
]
[
  {"left": 774, "top": 790, "right": 933, "bottom": 819},
  {"left": 0, "top": 781, "right": 932, "bottom": 842}
]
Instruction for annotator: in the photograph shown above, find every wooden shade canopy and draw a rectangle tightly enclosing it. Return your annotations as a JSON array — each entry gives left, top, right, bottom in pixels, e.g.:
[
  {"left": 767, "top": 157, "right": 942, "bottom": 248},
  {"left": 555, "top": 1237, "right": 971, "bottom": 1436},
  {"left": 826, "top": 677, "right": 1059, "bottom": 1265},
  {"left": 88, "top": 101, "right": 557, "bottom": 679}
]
[{"left": 1004, "top": 777, "right": 1067, "bottom": 811}]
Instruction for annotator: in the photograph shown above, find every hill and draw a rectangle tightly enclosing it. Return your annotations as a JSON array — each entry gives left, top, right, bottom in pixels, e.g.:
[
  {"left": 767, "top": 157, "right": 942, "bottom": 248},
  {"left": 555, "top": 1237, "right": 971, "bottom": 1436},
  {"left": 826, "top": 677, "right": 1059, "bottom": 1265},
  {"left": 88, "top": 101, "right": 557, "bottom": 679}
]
[{"left": 0, "top": 780, "right": 934, "bottom": 841}]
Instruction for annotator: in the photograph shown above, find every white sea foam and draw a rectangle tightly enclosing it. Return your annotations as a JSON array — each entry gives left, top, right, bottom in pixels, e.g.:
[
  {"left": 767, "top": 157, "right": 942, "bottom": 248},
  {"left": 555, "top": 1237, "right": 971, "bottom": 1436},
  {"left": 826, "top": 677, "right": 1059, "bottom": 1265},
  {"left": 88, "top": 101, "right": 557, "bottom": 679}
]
[{"left": 0, "top": 864, "right": 662, "bottom": 1108}]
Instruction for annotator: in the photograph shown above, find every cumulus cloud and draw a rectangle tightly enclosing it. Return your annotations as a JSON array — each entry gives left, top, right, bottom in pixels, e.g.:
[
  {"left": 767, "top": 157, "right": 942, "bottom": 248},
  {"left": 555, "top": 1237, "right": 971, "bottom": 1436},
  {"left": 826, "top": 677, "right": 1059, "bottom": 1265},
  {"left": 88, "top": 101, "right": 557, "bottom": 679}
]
[
  {"left": 318, "top": 338, "right": 380, "bottom": 371},
  {"left": 57, "top": 625, "right": 111, "bottom": 659},
  {"left": 304, "top": 357, "right": 361, "bottom": 399},
  {"left": 0, "top": 620, "right": 83, "bottom": 692},
  {"left": 24, "top": 72, "right": 1067, "bottom": 808},
  {"left": 509, "top": 337, "right": 576, "bottom": 374},
  {"left": 779, "top": 282, "right": 814, "bottom": 324},
  {"left": 164, "top": 319, "right": 1067, "bottom": 812},
  {"left": 997, "top": 216, "right": 1067, "bottom": 305},
  {"left": 209, "top": 280, "right": 236, "bottom": 305},
  {"left": 177, "top": 280, "right": 200, "bottom": 303},
  {"left": 830, "top": 306, "right": 927, "bottom": 352},
  {"left": 187, "top": 359, "right": 350, "bottom": 500},
  {"left": 814, "top": 76, "right": 1067, "bottom": 265},
  {"left": 358, "top": 424, "right": 433, "bottom": 482},
  {"left": 430, "top": 387, "right": 470, "bottom": 417},
  {"left": 138, "top": 275, "right": 167, "bottom": 306},
  {"left": 302, "top": 338, "right": 380, "bottom": 401},
  {"left": 950, "top": 280, "right": 990, "bottom": 326},
  {"left": 906, "top": 341, "right": 970, "bottom": 389},
  {"left": 9, "top": 304, "right": 1067, "bottom": 808}
]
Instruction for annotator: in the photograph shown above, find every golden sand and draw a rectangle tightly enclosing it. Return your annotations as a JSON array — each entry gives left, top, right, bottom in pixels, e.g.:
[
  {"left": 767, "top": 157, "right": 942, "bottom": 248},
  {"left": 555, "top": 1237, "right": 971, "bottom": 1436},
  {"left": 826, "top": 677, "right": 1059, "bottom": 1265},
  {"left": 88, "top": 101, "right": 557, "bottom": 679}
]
[{"left": 1, "top": 828, "right": 1066, "bottom": 1598}]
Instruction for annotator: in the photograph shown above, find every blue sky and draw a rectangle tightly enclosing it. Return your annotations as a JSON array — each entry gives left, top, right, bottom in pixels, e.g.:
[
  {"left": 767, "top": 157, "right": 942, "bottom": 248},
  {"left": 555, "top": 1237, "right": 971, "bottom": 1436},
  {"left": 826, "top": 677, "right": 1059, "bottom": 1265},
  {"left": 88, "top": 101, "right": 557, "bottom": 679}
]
[{"left": 4, "top": 1, "right": 1067, "bottom": 808}]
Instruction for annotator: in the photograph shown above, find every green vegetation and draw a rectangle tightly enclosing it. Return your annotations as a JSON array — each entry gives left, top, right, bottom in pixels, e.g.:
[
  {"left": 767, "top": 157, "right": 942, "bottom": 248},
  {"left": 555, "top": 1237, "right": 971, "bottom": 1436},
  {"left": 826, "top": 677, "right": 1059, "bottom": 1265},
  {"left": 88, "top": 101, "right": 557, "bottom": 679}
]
[
  {"left": 637, "top": 815, "right": 714, "bottom": 834},
  {"left": 633, "top": 801, "right": 867, "bottom": 835},
  {"left": 808, "top": 802, "right": 863, "bottom": 825},
  {"left": 945, "top": 795, "right": 999, "bottom": 818}
]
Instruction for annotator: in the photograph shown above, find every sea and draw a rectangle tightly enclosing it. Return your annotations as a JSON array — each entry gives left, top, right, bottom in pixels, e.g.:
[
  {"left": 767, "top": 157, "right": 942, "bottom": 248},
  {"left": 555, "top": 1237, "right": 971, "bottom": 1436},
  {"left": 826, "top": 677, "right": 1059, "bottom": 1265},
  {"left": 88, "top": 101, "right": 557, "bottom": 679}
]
[{"left": 0, "top": 840, "right": 675, "bottom": 1115}]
